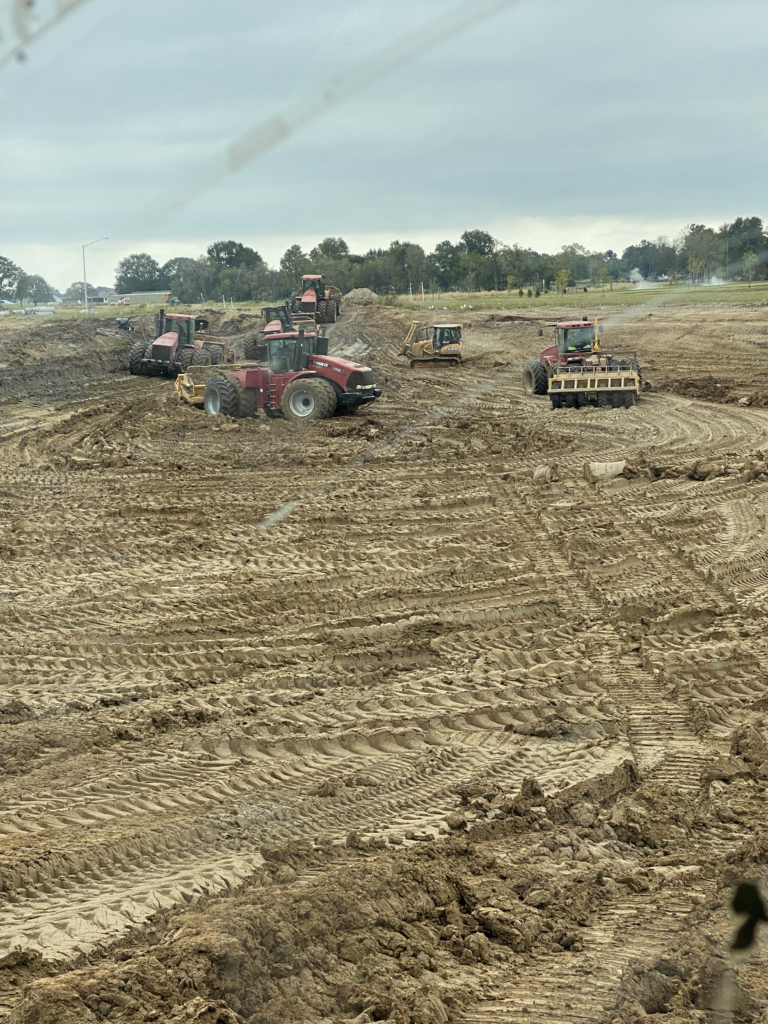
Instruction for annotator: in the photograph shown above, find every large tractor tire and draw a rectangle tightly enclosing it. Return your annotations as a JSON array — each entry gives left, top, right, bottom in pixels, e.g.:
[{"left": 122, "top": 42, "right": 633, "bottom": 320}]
[
  {"left": 204, "top": 376, "right": 242, "bottom": 418},
  {"left": 325, "top": 301, "right": 337, "bottom": 324},
  {"left": 281, "top": 377, "right": 336, "bottom": 421},
  {"left": 191, "top": 347, "right": 211, "bottom": 367},
  {"left": 207, "top": 344, "right": 222, "bottom": 365},
  {"left": 522, "top": 360, "right": 549, "bottom": 396},
  {"left": 597, "top": 392, "right": 611, "bottom": 408},
  {"left": 177, "top": 347, "right": 194, "bottom": 373},
  {"left": 129, "top": 340, "right": 147, "bottom": 375}
]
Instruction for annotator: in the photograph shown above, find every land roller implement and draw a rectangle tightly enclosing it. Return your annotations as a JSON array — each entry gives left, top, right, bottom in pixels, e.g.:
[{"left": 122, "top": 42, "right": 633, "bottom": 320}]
[
  {"left": 401, "top": 322, "right": 463, "bottom": 368},
  {"left": 522, "top": 317, "right": 642, "bottom": 409},
  {"left": 176, "top": 327, "right": 380, "bottom": 421}
]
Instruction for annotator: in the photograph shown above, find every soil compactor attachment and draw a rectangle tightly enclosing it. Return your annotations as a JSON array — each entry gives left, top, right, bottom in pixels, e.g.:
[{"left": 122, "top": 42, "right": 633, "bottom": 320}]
[
  {"left": 401, "top": 322, "right": 462, "bottom": 368},
  {"left": 129, "top": 310, "right": 234, "bottom": 377},
  {"left": 176, "top": 327, "right": 380, "bottom": 421}
]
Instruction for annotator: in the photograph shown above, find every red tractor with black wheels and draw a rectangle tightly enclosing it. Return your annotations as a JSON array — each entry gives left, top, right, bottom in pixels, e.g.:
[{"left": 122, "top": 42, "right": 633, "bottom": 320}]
[
  {"left": 201, "top": 328, "right": 380, "bottom": 422},
  {"left": 129, "top": 310, "right": 232, "bottom": 377},
  {"left": 522, "top": 317, "right": 642, "bottom": 407},
  {"left": 289, "top": 275, "right": 342, "bottom": 325}
]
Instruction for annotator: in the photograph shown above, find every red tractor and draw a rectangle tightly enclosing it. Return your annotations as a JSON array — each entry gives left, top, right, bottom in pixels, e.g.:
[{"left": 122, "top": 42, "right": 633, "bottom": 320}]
[
  {"left": 129, "top": 310, "right": 232, "bottom": 377},
  {"left": 201, "top": 327, "right": 380, "bottom": 421},
  {"left": 290, "top": 275, "right": 342, "bottom": 324},
  {"left": 522, "top": 317, "right": 641, "bottom": 395}
]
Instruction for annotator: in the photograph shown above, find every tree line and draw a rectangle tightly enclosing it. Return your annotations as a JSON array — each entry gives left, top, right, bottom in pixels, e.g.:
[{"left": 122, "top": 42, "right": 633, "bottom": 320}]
[
  {"left": 1, "top": 216, "right": 766, "bottom": 308},
  {"left": 113, "top": 218, "right": 768, "bottom": 303}
]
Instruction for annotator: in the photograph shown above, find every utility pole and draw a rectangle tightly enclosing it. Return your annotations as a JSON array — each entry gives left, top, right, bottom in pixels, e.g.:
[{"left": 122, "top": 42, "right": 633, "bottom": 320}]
[{"left": 82, "top": 237, "right": 108, "bottom": 313}]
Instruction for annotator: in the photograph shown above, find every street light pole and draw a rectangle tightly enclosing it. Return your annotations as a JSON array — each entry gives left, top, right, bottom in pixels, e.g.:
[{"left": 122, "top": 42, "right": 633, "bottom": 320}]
[{"left": 82, "top": 237, "right": 108, "bottom": 313}]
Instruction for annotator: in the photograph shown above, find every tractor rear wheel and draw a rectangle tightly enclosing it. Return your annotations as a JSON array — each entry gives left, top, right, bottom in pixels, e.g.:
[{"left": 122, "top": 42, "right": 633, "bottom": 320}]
[
  {"left": 611, "top": 392, "right": 623, "bottom": 408},
  {"left": 129, "top": 340, "right": 147, "bottom": 375},
  {"left": 325, "top": 301, "right": 337, "bottom": 324},
  {"left": 551, "top": 394, "right": 562, "bottom": 409},
  {"left": 624, "top": 391, "right": 637, "bottom": 408},
  {"left": 597, "top": 392, "right": 610, "bottom": 408},
  {"left": 204, "top": 377, "right": 241, "bottom": 418},
  {"left": 522, "top": 360, "right": 549, "bottom": 396},
  {"left": 281, "top": 377, "right": 336, "bottom": 421},
  {"left": 191, "top": 347, "right": 211, "bottom": 367},
  {"left": 207, "top": 344, "right": 222, "bottom": 365}
]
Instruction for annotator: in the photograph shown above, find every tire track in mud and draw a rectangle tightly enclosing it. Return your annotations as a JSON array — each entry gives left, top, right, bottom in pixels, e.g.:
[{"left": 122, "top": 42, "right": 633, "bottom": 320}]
[{"left": 3, "top": 304, "right": 768, "bottom": 1021}]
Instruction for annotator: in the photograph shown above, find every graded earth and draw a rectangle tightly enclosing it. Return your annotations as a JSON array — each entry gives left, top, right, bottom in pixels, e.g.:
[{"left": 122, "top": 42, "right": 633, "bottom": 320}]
[{"left": 2, "top": 301, "right": 768, "bottom": 1024}]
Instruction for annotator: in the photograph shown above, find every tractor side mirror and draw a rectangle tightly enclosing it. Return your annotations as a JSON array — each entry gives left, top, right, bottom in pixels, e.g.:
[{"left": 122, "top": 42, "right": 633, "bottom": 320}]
[{"left": 537, "top": 329, "right": 543, "bottom": 337}]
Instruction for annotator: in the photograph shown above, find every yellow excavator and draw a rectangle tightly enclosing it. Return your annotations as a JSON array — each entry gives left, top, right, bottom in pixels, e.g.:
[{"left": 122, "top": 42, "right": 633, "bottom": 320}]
[{"left": 401, "top": 322, "right": 463, "bottom": 368}]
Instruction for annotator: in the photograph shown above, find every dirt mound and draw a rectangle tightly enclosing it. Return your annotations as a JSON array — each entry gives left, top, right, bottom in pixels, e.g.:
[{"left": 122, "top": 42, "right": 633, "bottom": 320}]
[{"left": 344, "top": 287, "right": 383, "bottom": 305}]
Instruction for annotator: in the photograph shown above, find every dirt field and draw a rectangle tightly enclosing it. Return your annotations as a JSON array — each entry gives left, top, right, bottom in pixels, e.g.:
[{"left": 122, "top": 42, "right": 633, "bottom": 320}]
[{"left": 2, "top": 300, "right": 768, "bottom": 1024}]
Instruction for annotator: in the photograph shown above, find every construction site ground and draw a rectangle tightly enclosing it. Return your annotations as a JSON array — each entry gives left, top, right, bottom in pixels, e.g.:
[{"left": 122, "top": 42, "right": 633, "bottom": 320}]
[{"left": 2, "top": 300, "right": 768, "bottom": 1024}]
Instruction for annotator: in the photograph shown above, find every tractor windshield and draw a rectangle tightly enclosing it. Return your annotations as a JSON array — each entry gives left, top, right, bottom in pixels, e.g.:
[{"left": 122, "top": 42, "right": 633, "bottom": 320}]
[
  {"left": 558, "top": 326, "right": 595, "bottom": 353},
  {"left": 268, "top": 337, "right": 295, "bottom": 373},
  {"left": 434, "top": 327, "right": 461, "bottom": 350}
]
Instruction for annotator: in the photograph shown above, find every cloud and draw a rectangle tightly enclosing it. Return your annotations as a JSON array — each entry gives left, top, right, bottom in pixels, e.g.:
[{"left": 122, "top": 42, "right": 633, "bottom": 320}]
[{"left": 0, "top": 0, "right": 765, "bottom": 288}]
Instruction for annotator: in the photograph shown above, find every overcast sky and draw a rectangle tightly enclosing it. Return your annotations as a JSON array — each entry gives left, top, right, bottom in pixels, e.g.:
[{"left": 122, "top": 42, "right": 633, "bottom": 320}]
[{"left": 0, "top": 0, "right": 765, "bottom": 290}]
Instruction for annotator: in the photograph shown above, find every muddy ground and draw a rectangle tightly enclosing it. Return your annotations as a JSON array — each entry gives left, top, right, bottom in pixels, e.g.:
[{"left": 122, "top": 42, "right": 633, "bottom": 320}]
[{"left": 2, "top": 300, "right": 768, "bottom": 1023}]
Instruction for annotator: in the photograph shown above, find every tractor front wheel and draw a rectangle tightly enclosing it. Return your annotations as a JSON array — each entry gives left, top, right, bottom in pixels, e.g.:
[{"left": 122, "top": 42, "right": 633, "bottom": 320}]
[
  {"left": 204, "top": 377, "right": 241, "bottom": 418},
  {"left": 282, "top": 378, "right": 336, "bottom": 421},
  {"left": 522, "top": 360, "right": 549, "bottom": 396},
  {"left": 129, "top": 340, "right": 147, "bottom": 375}
]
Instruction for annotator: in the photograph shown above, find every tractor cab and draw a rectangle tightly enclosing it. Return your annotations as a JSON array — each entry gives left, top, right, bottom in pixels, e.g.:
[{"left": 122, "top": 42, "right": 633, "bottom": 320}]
[
  {"left": 154, "top": 310, "right": 209, "bottom": 345},
  {"left": 267, "top": 329, "right": 328, "bottom": 374},
  {"left": 432, "top": 325, "right": 462, "bottom": 352},
  {"left": 262, "top": 303, "right": 293, "bottom": 334},
  {"left": 536, "top": 317, "right": 604, "bottom": 366}
]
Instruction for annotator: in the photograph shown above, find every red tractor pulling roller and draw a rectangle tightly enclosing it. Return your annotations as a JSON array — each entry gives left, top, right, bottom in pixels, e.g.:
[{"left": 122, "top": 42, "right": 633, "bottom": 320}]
[
  {"left": 178, "top": 327, "right": 380, "bottom": 421},
  {"left": 522, "top": 317, "right": 642, "bottom": 408}
]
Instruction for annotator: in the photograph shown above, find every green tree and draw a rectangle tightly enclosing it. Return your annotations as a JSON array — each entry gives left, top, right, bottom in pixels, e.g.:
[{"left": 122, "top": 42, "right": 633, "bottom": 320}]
[
  {"left": 18, "top": 274, "right": 54, "bottom": 305},
  {"left": 206, "top": 240, "right": 262, "bottom": 270},
  {"left": 599, "top": 265, "right": 614, "bottom": 291},
  {"left": 743, "top": 250, "right": 757, "bottom": 287},
  {"left": 310, "top": 237, "right": 349, "bottom": 260},
  {"left": 688, "top": 258, "right": 705, "bottom": 283},
  {"left": 555, "top": 268, "right": 572, "bottom": 292},
  {"left": 279, "top": 244, "right": 313, "bottom": 288},
  {"left": 0, "top": 256, "right": 22, "bottom": 299},
  {"left": 63, "top": 281, "right": 97, "bottom": 303},
  {"left": 115, "top": 253, "right": 161, "bottom": 293}
]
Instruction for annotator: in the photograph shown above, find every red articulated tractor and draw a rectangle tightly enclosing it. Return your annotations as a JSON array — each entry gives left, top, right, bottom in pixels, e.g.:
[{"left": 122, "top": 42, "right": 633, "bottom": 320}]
[
  {"left": 187, "top": 327, "right": 380, "bottom": 422},
  {"left": 522, "top": 316, "right": 642, "bottom": 409},
  {"left": 290, "top": 275, "right": 342, "bottom": 324},
  {"left": 129, "top": 310, "right": 232, "bottom": 376}
]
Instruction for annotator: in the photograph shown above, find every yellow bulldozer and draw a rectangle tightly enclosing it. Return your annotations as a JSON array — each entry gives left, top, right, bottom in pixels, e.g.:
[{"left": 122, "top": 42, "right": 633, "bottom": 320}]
[{"left": 401, "top": 322, "right": 463, "bottom": 368}]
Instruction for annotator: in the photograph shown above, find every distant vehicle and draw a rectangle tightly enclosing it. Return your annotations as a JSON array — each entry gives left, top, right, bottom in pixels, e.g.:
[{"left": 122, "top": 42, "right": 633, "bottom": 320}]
[{"left": 111, "top": 298, "right": 131, "bottom": 306}]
